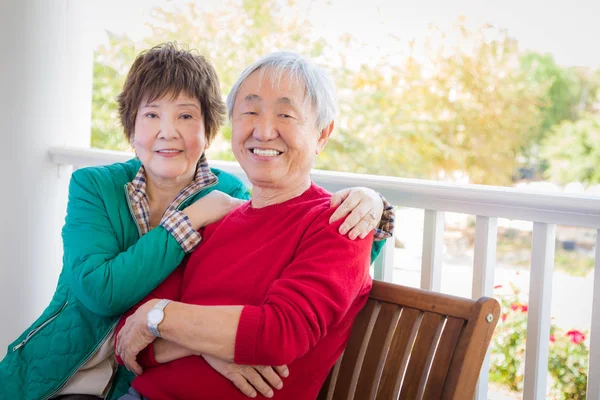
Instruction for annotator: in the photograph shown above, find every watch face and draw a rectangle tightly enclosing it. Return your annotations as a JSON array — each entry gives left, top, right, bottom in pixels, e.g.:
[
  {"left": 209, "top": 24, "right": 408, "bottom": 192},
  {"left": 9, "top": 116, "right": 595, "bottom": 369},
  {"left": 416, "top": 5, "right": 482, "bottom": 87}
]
[{"left": 148, "top": 309, "right": 164, "bottom": 325}]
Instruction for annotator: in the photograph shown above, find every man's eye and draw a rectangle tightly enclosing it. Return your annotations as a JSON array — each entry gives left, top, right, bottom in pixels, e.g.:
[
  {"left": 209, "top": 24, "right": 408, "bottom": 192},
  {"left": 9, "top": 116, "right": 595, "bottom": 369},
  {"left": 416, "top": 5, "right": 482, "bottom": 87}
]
[{"left": 279, "top": 114, "right": 293, "bottom": 119}]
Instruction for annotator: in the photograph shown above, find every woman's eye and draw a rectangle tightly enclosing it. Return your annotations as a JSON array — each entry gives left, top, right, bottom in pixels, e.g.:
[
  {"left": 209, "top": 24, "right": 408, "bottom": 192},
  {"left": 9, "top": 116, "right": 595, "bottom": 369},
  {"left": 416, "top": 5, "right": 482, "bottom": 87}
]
[
  {"left": 279, "top": 114, "right": 293, "bottom": 119},
  {"left": 145, "top": 113, "right": 158, "bottom": 119},
  {"left": 244, "top": 111, "right": 257, "bottom": 115},
  {"left": 180, "top": 114, "right": 193, "bottom": 120}
]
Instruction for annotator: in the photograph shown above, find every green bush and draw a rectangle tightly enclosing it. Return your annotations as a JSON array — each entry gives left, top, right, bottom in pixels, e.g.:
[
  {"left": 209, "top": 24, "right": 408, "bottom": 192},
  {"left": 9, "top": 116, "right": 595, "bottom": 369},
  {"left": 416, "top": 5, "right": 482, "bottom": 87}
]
[{"left": 489, "top": 284, "right": 588, "bottom": 399}]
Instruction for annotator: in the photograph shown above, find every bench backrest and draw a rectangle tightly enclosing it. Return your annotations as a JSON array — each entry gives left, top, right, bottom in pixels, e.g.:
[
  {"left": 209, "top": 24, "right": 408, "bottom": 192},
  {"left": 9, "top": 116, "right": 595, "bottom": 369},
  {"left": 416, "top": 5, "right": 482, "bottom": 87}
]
[{"left": 317, "top": 280, "right": 500, "bottom": 400}]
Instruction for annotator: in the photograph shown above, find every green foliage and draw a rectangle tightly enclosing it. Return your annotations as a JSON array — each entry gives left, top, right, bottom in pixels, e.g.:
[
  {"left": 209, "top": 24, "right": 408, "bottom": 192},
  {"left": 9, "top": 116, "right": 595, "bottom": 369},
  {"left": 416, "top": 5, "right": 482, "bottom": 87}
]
[
  {"left": 324, "top": 24, "right": 544, "bottom": 185},
  {"left": 541, "top": 114, "right": 600, "bottom": 185},
  {"left": 91, "top": 33, "right": 137, "bottom": 151},
  {"left": 90, "top": 0, "right": 598, "bottom": 185},
  {"left": 489, "top": 284, "right": 589, "bottom": 399},
  {"left": 520, "top": 53, "right": 582, "bottom": 141}
]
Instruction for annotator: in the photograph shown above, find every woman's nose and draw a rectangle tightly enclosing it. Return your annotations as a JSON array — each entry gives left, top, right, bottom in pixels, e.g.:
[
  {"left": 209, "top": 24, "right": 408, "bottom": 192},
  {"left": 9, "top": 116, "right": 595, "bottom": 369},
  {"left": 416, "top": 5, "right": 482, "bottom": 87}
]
[{"left": 159, "top": 119, "right": 179, "bottom": 140}]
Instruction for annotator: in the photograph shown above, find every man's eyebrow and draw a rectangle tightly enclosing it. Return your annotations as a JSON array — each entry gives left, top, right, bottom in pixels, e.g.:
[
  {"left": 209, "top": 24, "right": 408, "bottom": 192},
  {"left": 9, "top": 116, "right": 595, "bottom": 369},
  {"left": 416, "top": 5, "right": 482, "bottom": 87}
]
[
  {"left": 276, "top": 97, "right": 295, "bottom": 106},
  {"left": 244, "top": 94, "right": 261, "bottom": 102}
]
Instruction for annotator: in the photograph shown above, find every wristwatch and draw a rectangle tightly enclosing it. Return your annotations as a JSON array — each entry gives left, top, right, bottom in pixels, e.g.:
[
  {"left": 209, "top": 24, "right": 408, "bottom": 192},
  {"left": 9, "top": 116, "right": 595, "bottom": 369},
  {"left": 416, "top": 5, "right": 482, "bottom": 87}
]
[{"left": 147, "top": 299, "right": 171, "bottom": 338}]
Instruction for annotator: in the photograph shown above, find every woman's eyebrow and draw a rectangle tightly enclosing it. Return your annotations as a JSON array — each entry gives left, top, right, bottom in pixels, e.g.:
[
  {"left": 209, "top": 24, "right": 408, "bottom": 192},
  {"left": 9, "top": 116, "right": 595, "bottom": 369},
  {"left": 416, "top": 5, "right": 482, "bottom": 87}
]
[{"left": 176, "top": 103, "right": 201, "bottom": 110}]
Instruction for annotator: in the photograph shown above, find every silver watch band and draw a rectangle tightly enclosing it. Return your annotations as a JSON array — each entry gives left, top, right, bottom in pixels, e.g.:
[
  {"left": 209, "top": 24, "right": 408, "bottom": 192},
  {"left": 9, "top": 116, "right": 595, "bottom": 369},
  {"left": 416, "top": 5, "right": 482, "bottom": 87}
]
[{"left": 148, "top": 299, "right": 171, "bottom": 338}]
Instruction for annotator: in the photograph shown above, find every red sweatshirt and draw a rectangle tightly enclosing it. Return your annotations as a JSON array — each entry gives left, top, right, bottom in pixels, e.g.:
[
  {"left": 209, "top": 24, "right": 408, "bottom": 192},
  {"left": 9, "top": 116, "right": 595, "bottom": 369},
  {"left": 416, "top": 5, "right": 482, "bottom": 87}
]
[{"left": 117, "top": 183, "right": 373, "bottom": 399}]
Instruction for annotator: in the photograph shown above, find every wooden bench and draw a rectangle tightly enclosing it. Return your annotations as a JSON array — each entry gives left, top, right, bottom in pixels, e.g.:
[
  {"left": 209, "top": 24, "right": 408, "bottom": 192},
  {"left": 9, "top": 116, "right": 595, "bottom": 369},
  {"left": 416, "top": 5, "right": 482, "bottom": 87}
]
[{"left": 318, "top": 280, "right": 500, "bottom": 400}]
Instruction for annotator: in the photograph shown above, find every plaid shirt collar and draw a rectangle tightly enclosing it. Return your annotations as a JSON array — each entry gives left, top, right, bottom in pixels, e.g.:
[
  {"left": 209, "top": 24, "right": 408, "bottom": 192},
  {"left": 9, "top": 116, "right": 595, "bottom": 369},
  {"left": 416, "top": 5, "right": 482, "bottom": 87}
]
[{"left": 126, "top": 153, "right": 217, "bottom": 235}]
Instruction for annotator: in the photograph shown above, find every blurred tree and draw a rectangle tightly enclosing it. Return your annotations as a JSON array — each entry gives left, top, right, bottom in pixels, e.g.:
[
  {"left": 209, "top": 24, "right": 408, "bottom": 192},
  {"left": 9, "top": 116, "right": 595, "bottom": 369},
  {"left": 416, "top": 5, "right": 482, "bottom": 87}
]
[
  {"left": 323, "top": 22, "right": 543, "bottom": 185},
  {"left": 518, "top": 53, "right": 600, "bottom": 176},
  {"left": 91, "top": 1, "right": 561, "bottom": 185},
  {"left": 520, "top": 52, "right": 582, "bottom": 141},
  {"left": 91, "top": 32, "right": 137, "bottom": 150},
  {"left": 541, "top": 114, "right": 600, "bottom": 185}
]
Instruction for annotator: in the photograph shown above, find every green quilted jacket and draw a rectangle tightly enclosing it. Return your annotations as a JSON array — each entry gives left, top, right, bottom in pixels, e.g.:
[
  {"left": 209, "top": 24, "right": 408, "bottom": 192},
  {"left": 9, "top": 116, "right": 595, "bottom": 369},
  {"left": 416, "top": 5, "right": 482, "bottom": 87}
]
[
  {"left": 0, "top": 158, "right": 251, "bottom": 400},
  {"left": 0, "top": 158, "right": 385, "bottom": 400}
]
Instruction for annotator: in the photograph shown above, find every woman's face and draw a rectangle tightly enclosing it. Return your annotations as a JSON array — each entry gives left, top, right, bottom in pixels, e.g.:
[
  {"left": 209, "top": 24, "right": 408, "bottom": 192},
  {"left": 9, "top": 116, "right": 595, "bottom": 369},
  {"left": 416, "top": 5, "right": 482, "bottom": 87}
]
[{"left": 132, "top": 92, "right": 207, "bottom": 184}]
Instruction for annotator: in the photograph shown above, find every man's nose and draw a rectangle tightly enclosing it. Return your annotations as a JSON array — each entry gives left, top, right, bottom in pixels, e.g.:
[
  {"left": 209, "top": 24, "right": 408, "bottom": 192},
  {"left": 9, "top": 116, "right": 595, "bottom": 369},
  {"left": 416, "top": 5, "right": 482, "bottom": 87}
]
[{"left": 253, "top": 118, "right": 279, "bottom": 141}]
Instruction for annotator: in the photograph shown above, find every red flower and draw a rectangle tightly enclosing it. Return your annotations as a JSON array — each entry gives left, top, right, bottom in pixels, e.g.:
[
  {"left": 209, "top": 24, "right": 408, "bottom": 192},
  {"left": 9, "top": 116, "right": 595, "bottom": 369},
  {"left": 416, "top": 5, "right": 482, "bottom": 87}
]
[
  {"left": 510, "top": 303, "right": 520, "bottom": 311},
  {"left": 501, "top": 313, "right": 507, "bottom": 322},
  {"left": 566, "top": 330, "right": 586, "bottom": 344},
  {"left": 494, "top": 285, "right": 503, "bottom": 289},
  {"left": 550, "top": 335, "right": 556, "bottom": 343},
  {"left": 520, "top": 305, "right": 528, "bottom": 313}
]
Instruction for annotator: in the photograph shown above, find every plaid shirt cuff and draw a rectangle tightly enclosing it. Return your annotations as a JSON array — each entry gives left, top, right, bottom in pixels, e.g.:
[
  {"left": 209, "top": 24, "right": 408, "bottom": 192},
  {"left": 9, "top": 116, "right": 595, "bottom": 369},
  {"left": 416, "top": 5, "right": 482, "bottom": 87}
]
[
  {"left": 160, "top": 210, "right": 202, "bottom": 253},
  {"left": 374, "top": 193, "right": 395, "bottom": 241}
]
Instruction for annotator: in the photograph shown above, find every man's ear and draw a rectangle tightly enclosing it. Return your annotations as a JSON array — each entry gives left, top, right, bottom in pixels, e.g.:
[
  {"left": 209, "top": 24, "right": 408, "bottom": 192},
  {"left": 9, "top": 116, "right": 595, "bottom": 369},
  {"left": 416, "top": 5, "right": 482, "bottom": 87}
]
[{"left": 316, "top": 121, "right": 334, "bottom": 154}]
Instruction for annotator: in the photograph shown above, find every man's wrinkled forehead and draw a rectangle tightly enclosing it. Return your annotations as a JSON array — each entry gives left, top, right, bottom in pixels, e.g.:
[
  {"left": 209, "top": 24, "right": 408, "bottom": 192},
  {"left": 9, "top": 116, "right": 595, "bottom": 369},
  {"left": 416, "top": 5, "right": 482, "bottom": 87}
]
[{"left": 238, "top": 67, "right": 310, "bottom": 107}]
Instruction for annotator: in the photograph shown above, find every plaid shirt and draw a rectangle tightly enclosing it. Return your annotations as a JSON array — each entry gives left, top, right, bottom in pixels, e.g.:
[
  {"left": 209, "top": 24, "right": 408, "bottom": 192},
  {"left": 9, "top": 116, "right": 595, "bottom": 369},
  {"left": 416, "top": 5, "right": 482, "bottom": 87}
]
[
  {"left": 126, "top": 154, "right": 217, "bottom": 253},
  {"left": 126, "top": 154, "right": 395, "bottom": 251},
  {"left": 375, "top": 196, "right": 395, "bottom": 241}
]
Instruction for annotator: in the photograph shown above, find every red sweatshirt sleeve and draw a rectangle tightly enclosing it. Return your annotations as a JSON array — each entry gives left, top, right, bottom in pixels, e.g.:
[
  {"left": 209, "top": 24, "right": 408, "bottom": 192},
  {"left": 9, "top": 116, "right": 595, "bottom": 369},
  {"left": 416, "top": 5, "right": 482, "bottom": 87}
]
[
  {"left": 115, "top": 261, "right": 186, "bottom": 367},
  {"left": 234, "top": 210, "right": 373, "bottom": 366}
]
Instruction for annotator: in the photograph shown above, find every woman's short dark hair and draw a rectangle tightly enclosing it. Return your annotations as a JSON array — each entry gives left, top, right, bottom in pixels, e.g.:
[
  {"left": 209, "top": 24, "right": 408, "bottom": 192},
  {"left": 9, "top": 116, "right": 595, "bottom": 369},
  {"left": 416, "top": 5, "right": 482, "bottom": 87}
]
[{"left": 117, "top": 43, "right": 225, "bottom": 144}]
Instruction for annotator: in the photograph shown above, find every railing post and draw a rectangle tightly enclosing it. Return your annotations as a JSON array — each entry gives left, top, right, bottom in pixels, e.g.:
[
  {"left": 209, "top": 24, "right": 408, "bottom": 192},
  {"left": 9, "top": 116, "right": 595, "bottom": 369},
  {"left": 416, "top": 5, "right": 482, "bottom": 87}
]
[
  {"left": 421, "top": 210, "right": 444, "bottom": 291},
  {"left": 523, "top": 222, "right": 556, "bottom": 400},
  {"left": 472, "top": 216, "right": 498, "bottom": 400},
  {"left": 587, "top": 231, "right": 600, "bottom": 400},
  {"left": 373, "top": 236, "right": 395, "bottom": 282}
]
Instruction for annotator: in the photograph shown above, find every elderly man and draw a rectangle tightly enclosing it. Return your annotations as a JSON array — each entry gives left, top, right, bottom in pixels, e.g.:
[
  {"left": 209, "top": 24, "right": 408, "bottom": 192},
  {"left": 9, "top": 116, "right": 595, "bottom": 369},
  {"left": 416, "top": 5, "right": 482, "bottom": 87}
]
[{"left": 114, "top": 52, "right": 391, "bottom": 400}]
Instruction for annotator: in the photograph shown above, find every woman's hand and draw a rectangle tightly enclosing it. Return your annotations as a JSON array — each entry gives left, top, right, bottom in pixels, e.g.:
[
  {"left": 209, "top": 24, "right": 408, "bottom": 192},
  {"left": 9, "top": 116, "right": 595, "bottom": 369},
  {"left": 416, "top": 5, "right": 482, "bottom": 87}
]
[
  {"left": 115, "top": 299, "right": 159, "bottom": 375},
  {"left": 330, "top": 187, "right": 384, "bottom": 240},
  {"left": 203, "top": 354, "right": 289, "bottom": 398},
  {"left": 183, "top": 190, "right": 246, "bottom": 230}
]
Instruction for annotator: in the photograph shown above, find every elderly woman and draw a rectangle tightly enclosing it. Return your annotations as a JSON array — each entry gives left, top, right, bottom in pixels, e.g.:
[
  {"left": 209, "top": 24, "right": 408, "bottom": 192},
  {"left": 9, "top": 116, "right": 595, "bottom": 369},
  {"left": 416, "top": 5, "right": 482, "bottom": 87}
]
[
  {"left": 0, "top": 45, "right": 393, "bottom": 400},
  {"left": 114, "top": 52, "right": 383, "bottom": 400}
]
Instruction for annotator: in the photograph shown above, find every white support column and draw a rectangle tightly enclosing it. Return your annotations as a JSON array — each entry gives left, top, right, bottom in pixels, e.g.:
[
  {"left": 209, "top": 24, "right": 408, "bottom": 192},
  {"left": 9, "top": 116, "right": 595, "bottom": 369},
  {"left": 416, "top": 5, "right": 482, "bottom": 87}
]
[
  {"left": 421, "top": 210, "right": 444, "bottom": 291},
  {"left": 472, "top": 216, "right": 498, "bottom": 400},
  {"left": 373, "top": 235, "right": 395, "bottom": 282},
  {"left": 587, "top": 231, "right": 600, "bottom": 400},
  {"left": 523, "top": 223, "right": 556, "bottom": 400},
  {"left": 0, "top": 0, "right": 94, "bottom": 355}
]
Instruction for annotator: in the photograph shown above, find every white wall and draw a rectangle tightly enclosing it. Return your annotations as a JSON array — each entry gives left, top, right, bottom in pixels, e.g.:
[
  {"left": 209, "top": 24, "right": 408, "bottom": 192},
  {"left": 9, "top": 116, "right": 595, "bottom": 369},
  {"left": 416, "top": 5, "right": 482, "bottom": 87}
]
[{"left": 0, "top": 0, "right": 93, "bottom": 355}]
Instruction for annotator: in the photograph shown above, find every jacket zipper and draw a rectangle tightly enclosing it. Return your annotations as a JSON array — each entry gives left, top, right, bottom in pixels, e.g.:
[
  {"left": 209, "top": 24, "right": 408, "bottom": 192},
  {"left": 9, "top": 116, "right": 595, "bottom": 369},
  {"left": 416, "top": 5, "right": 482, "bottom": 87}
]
[
  {"left": 124, "top": 180, "right": 218, "bottom": 238},
  {"left": 12, "top": 301, "right": 68, "bottom": 351},
  {"left": 42, "top": 322, "right": 118, "bottom": 400}
]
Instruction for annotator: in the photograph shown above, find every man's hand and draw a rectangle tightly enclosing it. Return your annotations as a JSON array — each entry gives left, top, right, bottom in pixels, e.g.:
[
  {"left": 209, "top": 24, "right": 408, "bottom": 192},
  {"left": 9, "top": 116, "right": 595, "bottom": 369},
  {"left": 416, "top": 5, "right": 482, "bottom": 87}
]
[
  {"left": 330, "top": 187, "right": 384, "bottom": 240},
  {"left": 203, "top": 354, "right": 289, "bottom": 398},
  {"left": 115, "top": 299, "right": 159, "bottom": 375},
  {"left": 183, "top": 190, "right": 246, "bottom": 229}
]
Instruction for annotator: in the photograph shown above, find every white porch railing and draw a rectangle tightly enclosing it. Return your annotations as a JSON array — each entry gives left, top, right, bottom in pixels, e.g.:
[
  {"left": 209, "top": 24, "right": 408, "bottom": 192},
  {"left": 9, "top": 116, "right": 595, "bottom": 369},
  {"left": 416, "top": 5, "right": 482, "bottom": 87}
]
[{"left": 50, "top": 146, "right": 600, "bottom": 400}]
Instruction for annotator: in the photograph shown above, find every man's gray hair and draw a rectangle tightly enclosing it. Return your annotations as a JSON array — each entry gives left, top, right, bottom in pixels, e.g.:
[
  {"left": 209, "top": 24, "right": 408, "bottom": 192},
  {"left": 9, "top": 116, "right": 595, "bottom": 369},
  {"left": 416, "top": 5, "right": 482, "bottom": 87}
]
[{"left": 226, "top": 52, "right": 338, "bottom": 131}]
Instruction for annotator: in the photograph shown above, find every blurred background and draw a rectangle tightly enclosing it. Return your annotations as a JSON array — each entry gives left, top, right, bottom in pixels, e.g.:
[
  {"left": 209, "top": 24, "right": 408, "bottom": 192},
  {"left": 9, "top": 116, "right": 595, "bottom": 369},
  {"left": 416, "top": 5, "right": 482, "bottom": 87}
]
[{"left": 3, "top": 0, "right": 600, "bottom": 398}]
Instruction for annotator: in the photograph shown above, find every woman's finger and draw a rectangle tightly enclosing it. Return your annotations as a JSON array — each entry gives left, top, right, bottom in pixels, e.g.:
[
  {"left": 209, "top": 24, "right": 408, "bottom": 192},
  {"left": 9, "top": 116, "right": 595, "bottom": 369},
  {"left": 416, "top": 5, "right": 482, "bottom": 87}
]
[
  {"left": 330, "top": 191, "right": 362, "bottom": 226},
  {"left": 255, "top": 365, "right": 283, "bottom": 390},
  {"left": 348, "top": 215, "right": 376, "bottom": 240},
  {"left": 330, "top": 188, "right": 351, "bottom": 209}
]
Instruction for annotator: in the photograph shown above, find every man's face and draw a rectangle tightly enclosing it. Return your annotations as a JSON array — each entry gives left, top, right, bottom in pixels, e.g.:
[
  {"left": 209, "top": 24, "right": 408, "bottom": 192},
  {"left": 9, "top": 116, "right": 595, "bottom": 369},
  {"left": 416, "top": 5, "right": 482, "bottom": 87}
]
[{"left": 231, "top": 69, "right": 332, "bottom": 190}]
